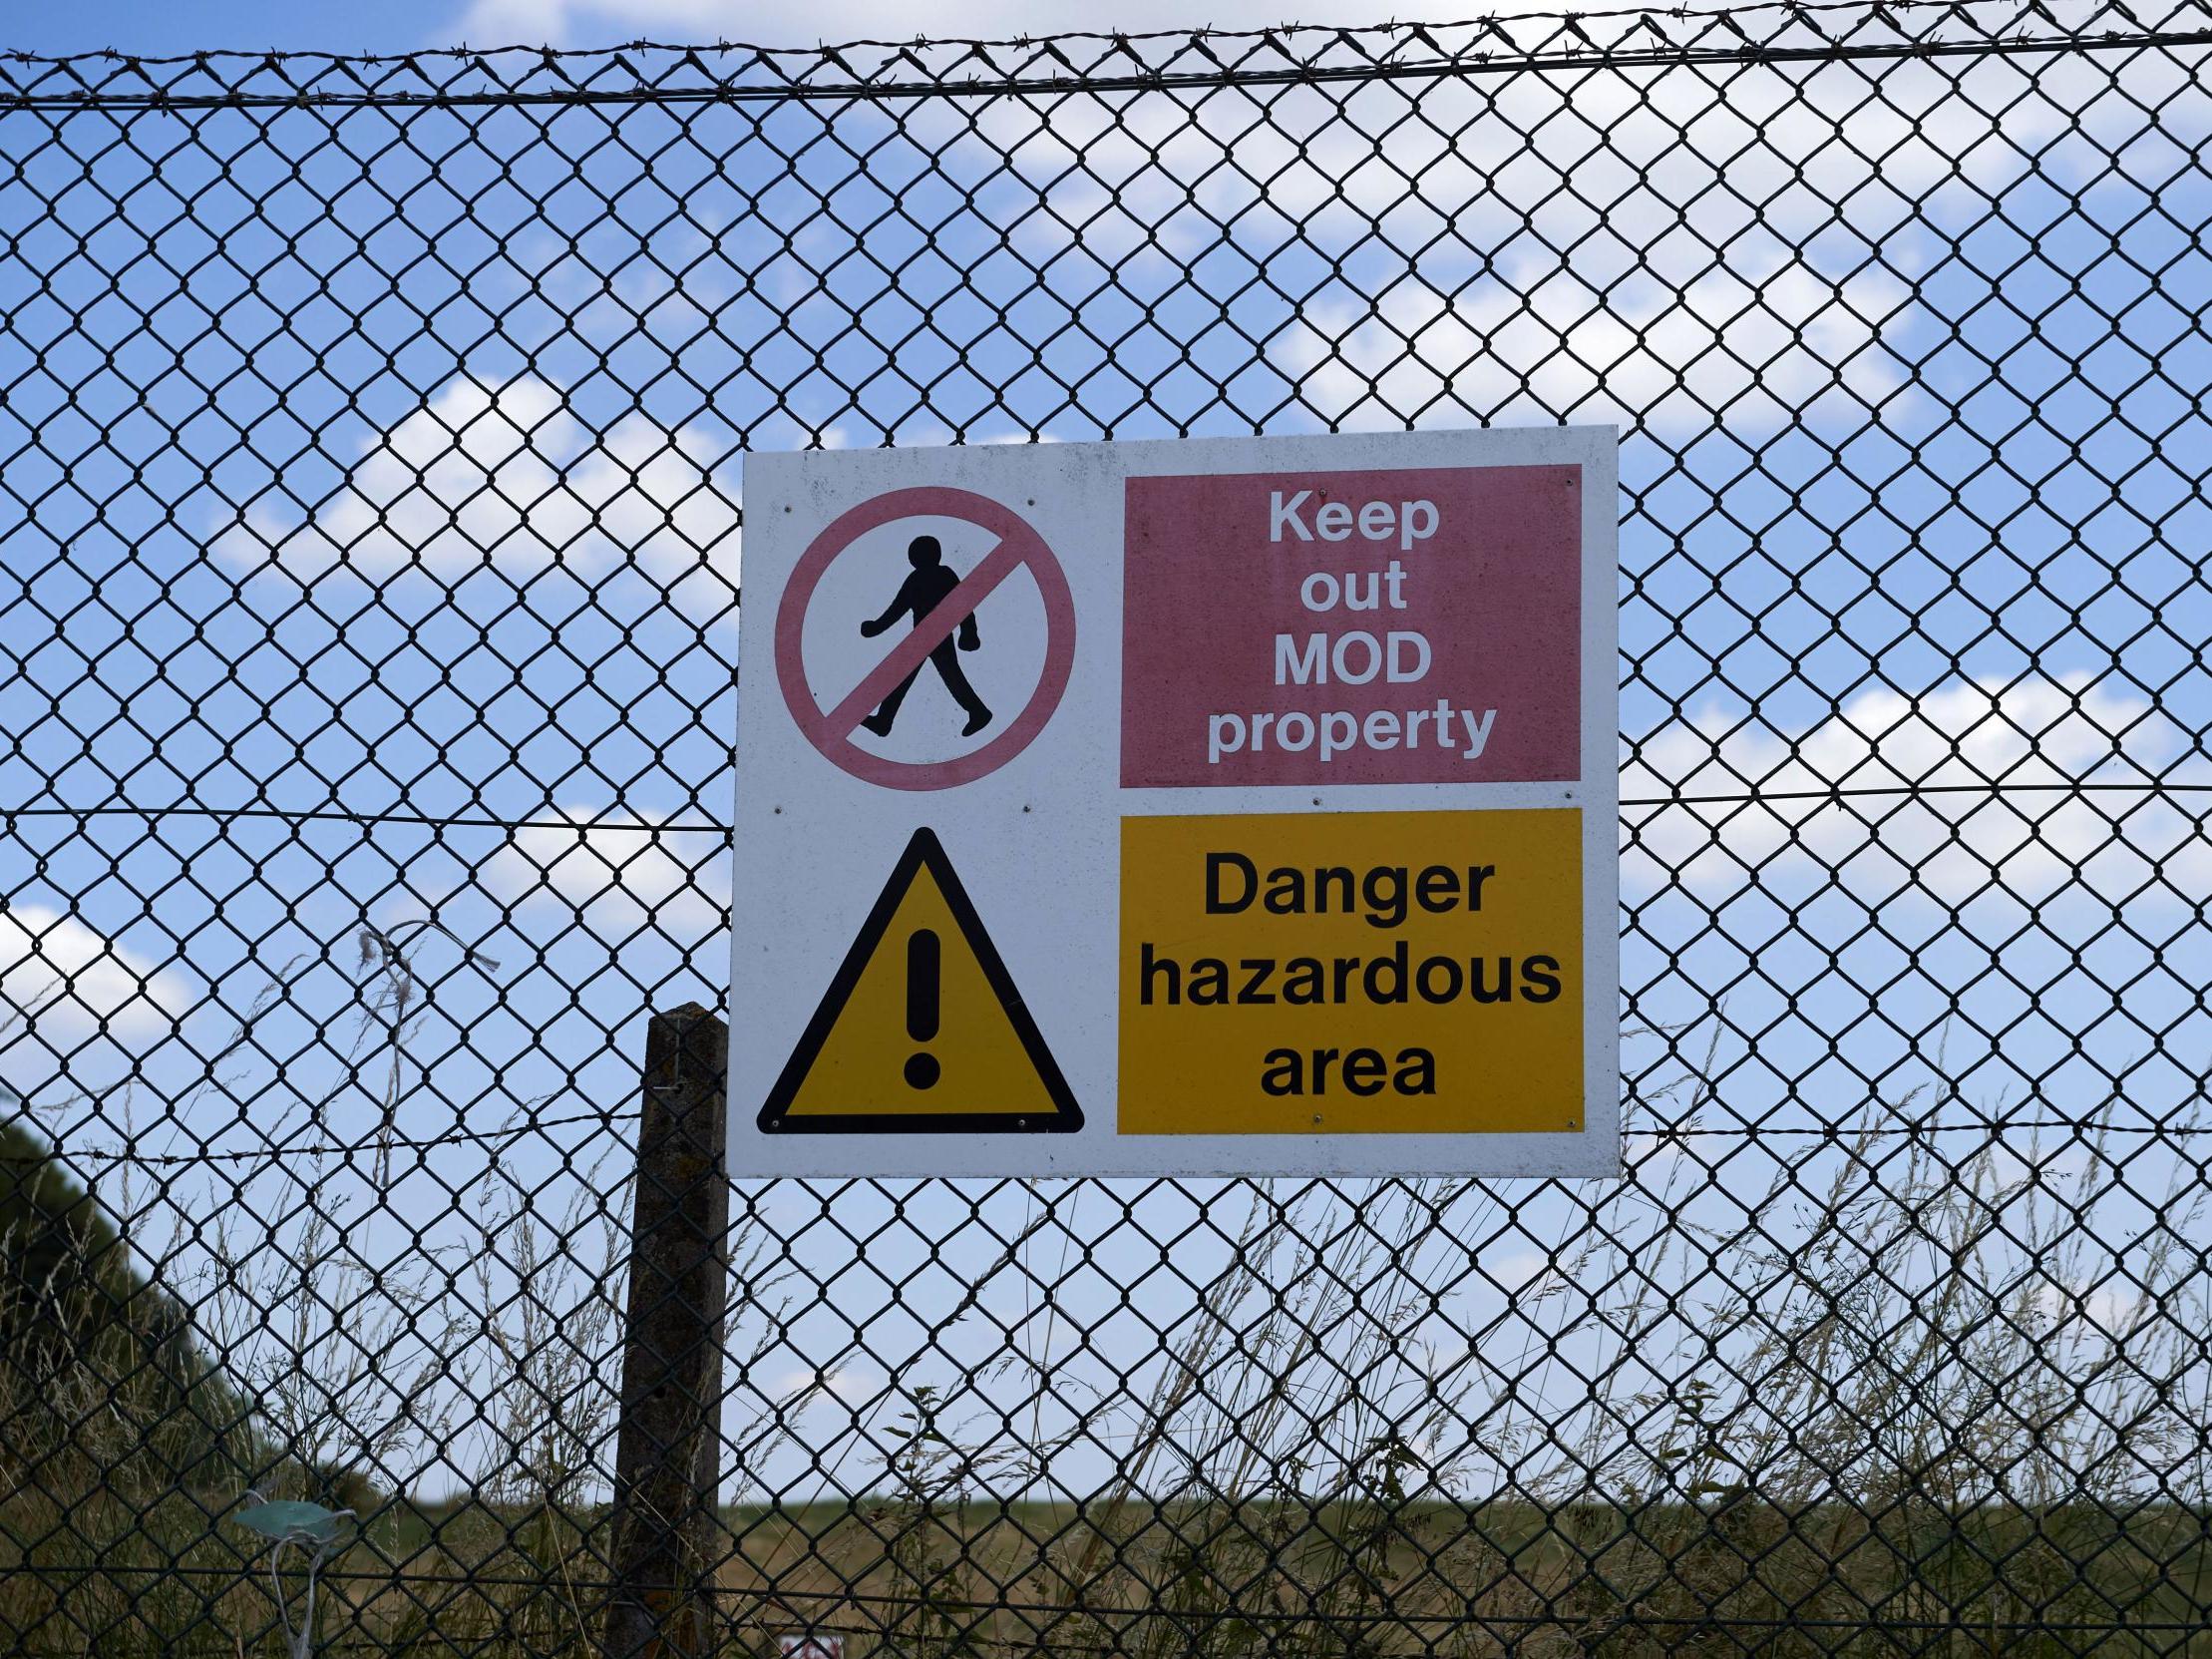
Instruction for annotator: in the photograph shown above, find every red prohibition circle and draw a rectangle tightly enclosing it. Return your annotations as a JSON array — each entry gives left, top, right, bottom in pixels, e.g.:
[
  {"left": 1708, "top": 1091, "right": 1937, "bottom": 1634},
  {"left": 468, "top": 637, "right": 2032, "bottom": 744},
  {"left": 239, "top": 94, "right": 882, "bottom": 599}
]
[{"left": 774, "top": 486, "right": 1077, "bottom": 791}]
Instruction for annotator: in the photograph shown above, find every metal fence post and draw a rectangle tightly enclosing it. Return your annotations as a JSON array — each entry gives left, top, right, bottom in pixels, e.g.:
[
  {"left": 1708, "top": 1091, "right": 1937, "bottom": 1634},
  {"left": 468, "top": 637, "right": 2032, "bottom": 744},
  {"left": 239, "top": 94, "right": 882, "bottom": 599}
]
[{"left": 602, "top": 1004, "right": 729, "bottom": 1659}]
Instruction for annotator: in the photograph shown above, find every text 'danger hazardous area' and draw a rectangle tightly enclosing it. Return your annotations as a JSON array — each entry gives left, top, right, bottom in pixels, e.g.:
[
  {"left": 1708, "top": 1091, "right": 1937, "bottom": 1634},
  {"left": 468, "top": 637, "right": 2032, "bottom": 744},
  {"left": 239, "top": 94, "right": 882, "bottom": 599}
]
[{"left": 1119, "top": 808, "right": 1585, "bottom": 1134}]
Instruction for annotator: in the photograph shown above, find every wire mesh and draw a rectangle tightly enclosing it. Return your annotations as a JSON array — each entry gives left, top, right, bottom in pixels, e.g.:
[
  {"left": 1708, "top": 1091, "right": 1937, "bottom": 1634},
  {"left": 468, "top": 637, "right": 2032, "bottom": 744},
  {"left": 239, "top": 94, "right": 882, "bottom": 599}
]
[{"left": 2, "top": 1, "right": 2210, "bottom": 1653}]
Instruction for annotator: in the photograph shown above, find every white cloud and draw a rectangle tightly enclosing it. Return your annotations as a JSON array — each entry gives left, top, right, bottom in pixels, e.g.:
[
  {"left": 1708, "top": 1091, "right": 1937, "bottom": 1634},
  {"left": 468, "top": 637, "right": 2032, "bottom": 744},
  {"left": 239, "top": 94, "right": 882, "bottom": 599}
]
[
  {"left": 943, "top": 12, "right": 2192, "bottom": 271},
  {"left": 1625, "top": 675, "right": 2207, "bottom": 904},
  {"left": 0, "top": 906, "right": 193, "bottom": 1070},
  {"left": 1625, "top": 1129, "right": 1701, "bottom": 1184},
  {"left": 448, "top": 0, "right": 1510, "bottom": 51},
  {"left": 476, "top": 805, "right": 728, "bottom": 939},
  {"left": 1273, "top": 257, "right": 1912, "bottom": 433},
  {"left": 767, "top": 1364, "right": 874, "bottom": 1407},
  {"left": 2028, "top": 1278, "right": 2146, "bottom": 1340},
  {"left": 219, "top": 375, "right": 738, "bottom": 589},
  {"left": 1482, "top": 1250, "right": 1551, "bottom": 1292},
  {"left": 414, "top": 7, "right": 2193, "bottom": 465}
]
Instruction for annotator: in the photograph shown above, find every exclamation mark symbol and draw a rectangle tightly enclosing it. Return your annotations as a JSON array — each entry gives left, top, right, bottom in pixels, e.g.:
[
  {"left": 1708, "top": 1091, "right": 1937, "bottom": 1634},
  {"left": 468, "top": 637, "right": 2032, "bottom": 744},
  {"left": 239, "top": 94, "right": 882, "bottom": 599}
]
[{"left": 903, "top": 929, "right": 940, "bottom": 1091}]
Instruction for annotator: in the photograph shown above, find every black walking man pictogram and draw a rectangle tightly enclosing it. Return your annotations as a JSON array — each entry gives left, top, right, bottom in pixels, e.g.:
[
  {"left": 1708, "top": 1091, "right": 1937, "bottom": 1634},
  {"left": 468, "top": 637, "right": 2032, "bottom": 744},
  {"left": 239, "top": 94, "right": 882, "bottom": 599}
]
[{"left": 859, "top": 535, "right": 994, "bottom": 738}]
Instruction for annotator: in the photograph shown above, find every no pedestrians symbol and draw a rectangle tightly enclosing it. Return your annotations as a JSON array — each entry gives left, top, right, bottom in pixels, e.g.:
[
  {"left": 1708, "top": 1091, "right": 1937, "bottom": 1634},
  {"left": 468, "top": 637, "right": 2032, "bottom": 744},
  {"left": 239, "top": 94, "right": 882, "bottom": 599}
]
[{"left": 773, "top": 485, "right": 1077, "bottom": 791}]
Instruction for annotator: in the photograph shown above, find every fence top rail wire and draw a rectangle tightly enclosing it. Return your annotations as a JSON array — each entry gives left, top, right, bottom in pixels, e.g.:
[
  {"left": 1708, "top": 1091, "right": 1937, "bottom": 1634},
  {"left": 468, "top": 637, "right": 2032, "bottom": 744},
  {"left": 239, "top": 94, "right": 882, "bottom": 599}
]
[{"left": 0, "top": 0, "right": 2206, "bottom": 110}]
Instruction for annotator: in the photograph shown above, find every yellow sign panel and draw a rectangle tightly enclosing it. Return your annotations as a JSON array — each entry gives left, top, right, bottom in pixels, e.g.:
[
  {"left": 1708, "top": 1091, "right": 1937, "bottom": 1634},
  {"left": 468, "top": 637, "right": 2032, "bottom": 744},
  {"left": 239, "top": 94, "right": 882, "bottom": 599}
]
[
  {"left": 1119, "top": 808, "right": 1583, "bottom": 1135},
  {"left": 761, "top": 828, "right": 1081, "bottom": 1135}
]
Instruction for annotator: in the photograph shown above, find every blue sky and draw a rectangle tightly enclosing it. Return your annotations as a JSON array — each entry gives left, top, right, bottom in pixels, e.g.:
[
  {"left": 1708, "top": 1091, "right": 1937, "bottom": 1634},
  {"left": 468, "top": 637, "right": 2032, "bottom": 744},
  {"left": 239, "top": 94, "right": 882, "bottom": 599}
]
[{"left": 2, "top": 4, "right": 2209, "bottom": 1506}]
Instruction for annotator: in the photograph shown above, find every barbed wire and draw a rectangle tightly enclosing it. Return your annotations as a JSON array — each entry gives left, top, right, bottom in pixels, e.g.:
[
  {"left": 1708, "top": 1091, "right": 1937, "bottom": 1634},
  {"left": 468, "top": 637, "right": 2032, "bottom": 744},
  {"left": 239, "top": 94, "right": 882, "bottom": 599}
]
[
  {"left": 0, "top": 1, "right": 2060, "bottom": 68},
  {"left": 9, "top": 1110, "right": 2203, "bottom": 1172},
  {"left": 1, "top": 0, "right": 2202, "bottom": 111},
  {"left": 4, "top": 776, "right": 2207, "bottom": 839}
]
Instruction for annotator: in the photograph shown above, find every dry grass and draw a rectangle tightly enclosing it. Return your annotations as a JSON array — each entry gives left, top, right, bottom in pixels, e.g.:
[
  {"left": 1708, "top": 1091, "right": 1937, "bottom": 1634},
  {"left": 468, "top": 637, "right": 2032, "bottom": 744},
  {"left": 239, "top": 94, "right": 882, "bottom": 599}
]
[{"left": 3, "top": 964, "right": 2208, "bottom": 1656}]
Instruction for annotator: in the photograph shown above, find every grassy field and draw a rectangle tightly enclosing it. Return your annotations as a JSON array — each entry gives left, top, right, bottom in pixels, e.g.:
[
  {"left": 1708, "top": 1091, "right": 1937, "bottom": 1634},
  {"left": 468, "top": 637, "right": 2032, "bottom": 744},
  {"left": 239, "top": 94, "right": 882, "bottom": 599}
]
[
  {"left": 7, "top": 1072, "right": 2211, "bottom": 1657},
  {"left": 6, "top": 1490, "right": 2211, "bottom": 1657}
]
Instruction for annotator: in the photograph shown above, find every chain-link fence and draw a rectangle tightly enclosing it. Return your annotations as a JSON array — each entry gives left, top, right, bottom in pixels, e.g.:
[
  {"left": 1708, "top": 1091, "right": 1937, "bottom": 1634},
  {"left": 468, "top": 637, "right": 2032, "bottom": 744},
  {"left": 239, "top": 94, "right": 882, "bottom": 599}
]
[{"left": 3, "top": 1, "right": 2210, "bottom": 1653}]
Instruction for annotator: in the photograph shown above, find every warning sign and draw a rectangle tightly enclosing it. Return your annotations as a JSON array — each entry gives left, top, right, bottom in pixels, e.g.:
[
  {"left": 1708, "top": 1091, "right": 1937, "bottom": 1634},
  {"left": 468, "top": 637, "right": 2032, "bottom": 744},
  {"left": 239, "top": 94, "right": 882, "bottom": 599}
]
[
  {"left": 1120, "top": 809, "right": 1583, "bottom": 1135},
  {"left": 730, "top": 426, "right": 1619, "bottom": 1178},
  {"left": 1121, "top": 466, "right": 1581, "bottom": 787},
  {"left": 761, "top": 828, "right": 1081, "bottom": 1134}
]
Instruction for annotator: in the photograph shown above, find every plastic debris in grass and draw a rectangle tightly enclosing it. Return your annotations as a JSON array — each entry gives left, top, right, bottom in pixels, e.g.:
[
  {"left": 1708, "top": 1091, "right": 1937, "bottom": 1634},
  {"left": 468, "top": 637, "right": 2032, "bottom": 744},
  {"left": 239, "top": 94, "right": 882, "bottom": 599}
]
[{"left": 235, "top": 1492, "right": 355, "bottom": 1659}]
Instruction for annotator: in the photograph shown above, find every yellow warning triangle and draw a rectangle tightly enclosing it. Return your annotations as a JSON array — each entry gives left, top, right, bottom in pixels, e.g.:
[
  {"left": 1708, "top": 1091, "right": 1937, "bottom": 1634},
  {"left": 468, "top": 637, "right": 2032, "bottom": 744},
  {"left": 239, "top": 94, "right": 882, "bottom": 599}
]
[{"left": 760, "top": 828, "right": 1082, "bottom": 1135}]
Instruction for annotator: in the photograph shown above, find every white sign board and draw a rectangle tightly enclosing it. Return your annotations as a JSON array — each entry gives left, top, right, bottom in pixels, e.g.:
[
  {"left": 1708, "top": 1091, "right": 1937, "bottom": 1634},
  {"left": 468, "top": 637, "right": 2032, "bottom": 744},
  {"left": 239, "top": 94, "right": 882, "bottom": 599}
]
[{"left": 730, "top": 428, "right": 1619, "bottom": 1177}]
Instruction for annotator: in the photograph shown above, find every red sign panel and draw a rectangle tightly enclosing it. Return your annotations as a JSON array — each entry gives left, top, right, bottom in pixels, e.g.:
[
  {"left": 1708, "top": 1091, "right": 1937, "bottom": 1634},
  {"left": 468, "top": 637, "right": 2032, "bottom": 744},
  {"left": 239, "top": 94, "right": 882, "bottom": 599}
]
[{"left": 1119, "top": 464, "right": 1582, "bottom": 787}]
